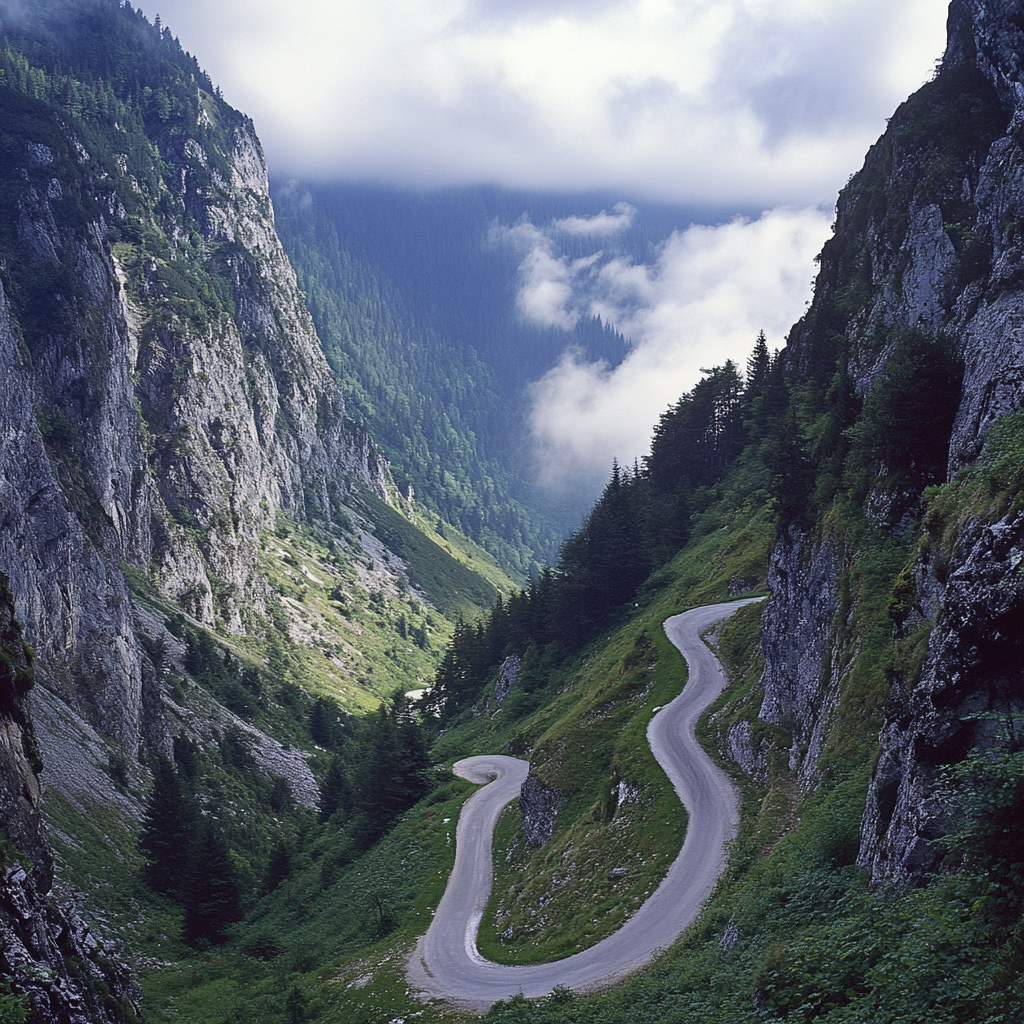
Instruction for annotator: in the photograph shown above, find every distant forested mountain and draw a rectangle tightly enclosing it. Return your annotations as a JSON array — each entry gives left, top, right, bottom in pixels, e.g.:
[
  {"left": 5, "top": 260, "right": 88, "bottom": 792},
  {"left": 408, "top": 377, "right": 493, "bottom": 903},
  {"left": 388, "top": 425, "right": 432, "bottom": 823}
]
[{"left": 271, "top": 182, "right": 732, "bottom": 571}]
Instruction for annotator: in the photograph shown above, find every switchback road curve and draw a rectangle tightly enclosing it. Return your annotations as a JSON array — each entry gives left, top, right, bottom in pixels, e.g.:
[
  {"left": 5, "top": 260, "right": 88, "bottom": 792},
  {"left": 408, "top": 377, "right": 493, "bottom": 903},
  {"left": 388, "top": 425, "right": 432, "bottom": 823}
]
[{"left": 407, "top": 598, "right": 762, "bottom": 1010}]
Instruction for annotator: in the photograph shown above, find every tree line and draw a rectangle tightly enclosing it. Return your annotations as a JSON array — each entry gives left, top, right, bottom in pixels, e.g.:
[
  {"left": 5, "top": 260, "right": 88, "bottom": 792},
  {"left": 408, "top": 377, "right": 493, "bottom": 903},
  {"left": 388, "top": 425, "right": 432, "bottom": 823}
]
[
  {"left": 138, "top": 689, "right": 434, "bottom": 945},
  {"left": 427, "top": 326, "right": 964, "bottom": 724}
]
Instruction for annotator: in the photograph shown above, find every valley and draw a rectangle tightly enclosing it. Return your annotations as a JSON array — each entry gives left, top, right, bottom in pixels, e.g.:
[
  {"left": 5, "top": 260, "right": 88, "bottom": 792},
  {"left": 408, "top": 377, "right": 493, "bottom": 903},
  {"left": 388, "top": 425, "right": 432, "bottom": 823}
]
[{"left": 0, "top": 1, "right": 1021, "bottom": 1023}]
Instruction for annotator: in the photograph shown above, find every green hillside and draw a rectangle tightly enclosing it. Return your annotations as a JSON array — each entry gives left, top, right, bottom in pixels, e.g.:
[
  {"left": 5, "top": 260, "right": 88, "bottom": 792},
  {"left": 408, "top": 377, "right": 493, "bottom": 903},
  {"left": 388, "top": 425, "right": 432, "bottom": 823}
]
[{"left": 130, "top": 320, "right": 1022, "bottom": 1022}]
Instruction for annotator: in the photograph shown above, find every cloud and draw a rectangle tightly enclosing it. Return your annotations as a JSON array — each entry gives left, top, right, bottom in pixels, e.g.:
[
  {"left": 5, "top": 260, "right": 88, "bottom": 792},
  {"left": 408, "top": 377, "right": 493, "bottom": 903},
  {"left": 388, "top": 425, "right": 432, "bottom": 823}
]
[
  {"left": 489, "top": 207, "right": 636, "bottom": 329},
  {"left": 507, "top": 206, "right": 832, "bottom": 494},
  {"left": 553, "top": 202, "right": 636, "bottom": 237},
  {"left": 141, "top": 0, "right": 949, "bottom": 207}
]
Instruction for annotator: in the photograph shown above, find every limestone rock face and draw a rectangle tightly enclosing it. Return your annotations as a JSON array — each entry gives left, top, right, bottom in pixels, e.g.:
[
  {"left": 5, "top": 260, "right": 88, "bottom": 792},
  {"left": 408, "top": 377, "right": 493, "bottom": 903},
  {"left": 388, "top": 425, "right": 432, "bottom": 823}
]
[
  {"left": 0, "top": 95, "right": 389, "bottom": 759},
  {"left": 0, "top": 578, "right": 137, "bottom": 1022},
  {"left": 519, "top": 775, "right": 569, "bottom": 846},
  {"left": 745, "top": 0, "right": 1024, "bottom": 885},
  {"left": 859, "top": 509, "right": 1024, "bottom": 884},
  {"left": 758, "top": 528, "right": 841, "bottom": 787},
  {"left": 494, "top": 655, "right": 522, "bottom": 705},
  {"left": 851, "top": 0, "right": 1024, "bottom": 885}
]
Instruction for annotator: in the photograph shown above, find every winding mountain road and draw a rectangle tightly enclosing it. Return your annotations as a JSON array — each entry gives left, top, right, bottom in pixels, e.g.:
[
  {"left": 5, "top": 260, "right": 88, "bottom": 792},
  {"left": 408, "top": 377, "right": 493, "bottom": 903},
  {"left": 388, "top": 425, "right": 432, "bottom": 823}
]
[{"left": 407, "top": 598, "right": 761, "bottom": 1010}]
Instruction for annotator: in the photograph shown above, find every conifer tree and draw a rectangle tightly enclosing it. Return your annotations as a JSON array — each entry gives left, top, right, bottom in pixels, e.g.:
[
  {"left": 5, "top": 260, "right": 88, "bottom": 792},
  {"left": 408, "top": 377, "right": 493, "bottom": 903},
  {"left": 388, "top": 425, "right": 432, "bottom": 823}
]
[
  {"left": 264, "top": 839, "right": 292, "bottom": 894},
  {"left": 139, "top": 757, "right": 200, "bottom": 901},
  {"left": 318, "top": 754, "right": 352, "bottom": 824},
  {"left": 183, "top": 820, "right": 241, "bottom": 945}
]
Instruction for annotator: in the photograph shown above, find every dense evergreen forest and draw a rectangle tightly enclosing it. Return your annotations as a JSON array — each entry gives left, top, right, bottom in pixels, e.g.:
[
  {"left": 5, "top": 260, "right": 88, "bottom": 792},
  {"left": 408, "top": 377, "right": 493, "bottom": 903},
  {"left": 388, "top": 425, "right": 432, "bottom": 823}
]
[{"left": 428, "top": 299, "right": 964, "bottom": 720}]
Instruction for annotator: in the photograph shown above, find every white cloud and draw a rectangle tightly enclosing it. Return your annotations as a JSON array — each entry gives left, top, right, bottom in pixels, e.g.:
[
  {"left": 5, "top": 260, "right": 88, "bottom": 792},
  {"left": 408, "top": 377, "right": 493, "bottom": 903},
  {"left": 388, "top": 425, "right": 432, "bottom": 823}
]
[
  {"left": 511, "top": 207, "right": 832, "bottom": 493},
  {"left": 143, "top": 0, "right": 948, "bottom": 207},
  {"left": 489, "top": 219, "right": 608, "bottom": 329},
  {"left": 553, "top": 202, "right": 636, "bottom": 237}
]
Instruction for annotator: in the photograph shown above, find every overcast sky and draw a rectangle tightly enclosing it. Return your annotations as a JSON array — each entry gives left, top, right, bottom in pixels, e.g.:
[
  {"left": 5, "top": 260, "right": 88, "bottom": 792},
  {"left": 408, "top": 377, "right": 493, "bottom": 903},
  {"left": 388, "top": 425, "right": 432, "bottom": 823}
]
[{"left": 143, "top": 0, "right": 951, "bottom": 494}]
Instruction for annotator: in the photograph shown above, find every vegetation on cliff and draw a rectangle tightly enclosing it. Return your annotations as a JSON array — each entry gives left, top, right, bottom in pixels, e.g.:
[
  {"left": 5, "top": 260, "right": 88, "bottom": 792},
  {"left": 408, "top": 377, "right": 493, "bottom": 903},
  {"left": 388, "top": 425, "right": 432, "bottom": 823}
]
[{"left": 0, "top": 2, "right": 1022, "bottom": 1023}]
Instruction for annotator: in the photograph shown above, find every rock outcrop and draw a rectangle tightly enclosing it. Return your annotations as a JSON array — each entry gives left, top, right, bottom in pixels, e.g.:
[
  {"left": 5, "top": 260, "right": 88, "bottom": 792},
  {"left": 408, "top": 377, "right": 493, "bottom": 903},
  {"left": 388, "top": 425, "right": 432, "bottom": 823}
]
[
  {"left": 745, "top": 0, "right": 1024, "bottom": 886},
  {"left": 757, "top": 528, "right": 842, "bottom": 786},
  {"left": 518, "top": 775, "right": 569, "bottom": 846},
  {"left": 860, "top": 506, "right": 1024, "bottom": 883},
  {"left": 494, "top": 655, "right": 522, "bottom": 705},
  {"left": 0, "top": 577, "right": 137, "bottom": 1021}
]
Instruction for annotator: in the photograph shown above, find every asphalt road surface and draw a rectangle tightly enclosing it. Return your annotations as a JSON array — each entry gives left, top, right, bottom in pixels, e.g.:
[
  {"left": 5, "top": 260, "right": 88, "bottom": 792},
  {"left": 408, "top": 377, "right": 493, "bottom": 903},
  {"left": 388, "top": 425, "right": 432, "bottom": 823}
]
[{"left": 407, "top": 598, "right": 762, "bottom": 1010}]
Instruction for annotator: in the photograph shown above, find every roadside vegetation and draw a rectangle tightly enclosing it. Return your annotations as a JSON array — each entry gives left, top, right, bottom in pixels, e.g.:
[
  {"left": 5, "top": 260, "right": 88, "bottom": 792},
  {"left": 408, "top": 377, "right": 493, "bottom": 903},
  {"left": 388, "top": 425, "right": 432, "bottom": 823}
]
[
  {"left": 42, "top": 319, "right": 1014, "bottom": 1024},
  {"left": 2, "top": 4, "right": 1021, "bottom": 1021}
]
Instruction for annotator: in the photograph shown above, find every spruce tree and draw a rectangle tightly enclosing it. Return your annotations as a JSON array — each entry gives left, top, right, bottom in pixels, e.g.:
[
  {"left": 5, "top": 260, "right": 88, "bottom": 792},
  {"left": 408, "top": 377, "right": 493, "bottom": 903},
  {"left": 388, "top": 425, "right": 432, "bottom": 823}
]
[
  {"left": 183, "top": 820, "right": 241, "bottom": 945},
  {"left": 264, "top": 839, "right": 292, "bottom": 894},
  {"left": 139, "top": 757, "right": 200, "bottom": 901},
  {"left": 318, "top": 754, "right": 352, "bottom": 824}
]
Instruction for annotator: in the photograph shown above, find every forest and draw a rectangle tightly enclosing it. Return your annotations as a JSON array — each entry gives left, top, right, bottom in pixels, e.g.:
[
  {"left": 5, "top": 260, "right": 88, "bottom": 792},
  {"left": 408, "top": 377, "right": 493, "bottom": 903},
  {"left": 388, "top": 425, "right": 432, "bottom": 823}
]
[{"left": 430, "top": 322, "right": 963, "bottom": 723}]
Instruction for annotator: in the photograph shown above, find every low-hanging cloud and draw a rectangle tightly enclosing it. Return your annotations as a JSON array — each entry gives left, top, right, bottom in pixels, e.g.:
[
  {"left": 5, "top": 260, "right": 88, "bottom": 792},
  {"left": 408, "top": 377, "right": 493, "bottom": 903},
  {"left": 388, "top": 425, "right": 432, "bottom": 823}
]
[
  {"left": 499, "top": 206, "right": 832, "bottom": 495},
  {"left": 489, "top": 206, "right": 636, "bottom": 329},
  {"left": 141, "top": 0, "right": 947, "bottom": 208},
  {"left": 553, "top": 202, "right": 636, "bottom": 237}
]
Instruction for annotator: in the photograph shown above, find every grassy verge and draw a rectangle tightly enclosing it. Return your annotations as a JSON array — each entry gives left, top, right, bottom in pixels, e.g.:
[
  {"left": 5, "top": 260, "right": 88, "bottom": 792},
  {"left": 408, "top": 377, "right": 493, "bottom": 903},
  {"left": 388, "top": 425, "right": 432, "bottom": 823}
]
[{"left": 474, "top": 505, "right": 774, "bottom": 964}]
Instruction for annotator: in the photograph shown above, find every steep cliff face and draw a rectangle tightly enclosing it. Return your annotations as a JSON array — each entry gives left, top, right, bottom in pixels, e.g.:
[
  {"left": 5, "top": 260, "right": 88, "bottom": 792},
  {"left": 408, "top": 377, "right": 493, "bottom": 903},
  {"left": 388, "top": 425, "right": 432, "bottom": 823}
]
[
  {"left": 0, "top": 577, "right": 137, "bottom": 1022},
  {"left": 0, "top": 10, "right": 389, "bottom": 759},
  {"left": 756, "top": 528, "right": 842, "bottom": 787},
  {"left": 754, "top": 0, "right": 1024, "bottom": 885},
  {"left": 859, "top": 432, "right": 1024, "bottom": 883}
]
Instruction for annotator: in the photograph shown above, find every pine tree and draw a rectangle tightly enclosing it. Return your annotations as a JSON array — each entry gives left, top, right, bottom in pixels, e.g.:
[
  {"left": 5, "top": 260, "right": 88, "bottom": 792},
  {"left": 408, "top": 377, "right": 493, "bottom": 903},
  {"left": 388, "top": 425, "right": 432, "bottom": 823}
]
[
  {"left": 264, "top": 839, "right": 292, "bottom": 894},
  {"left": 318, "top": 754, "right": 352, "bottom": 824},
  {"left": 310, "top": 696, "right": 341, "bottom": 748},
  {"left": 139, "top": 757, "right": 200, "bottom": 900},
  {"left": 183, "top": 820, "right": 241, "bottom": 945},
  {"left": 746, "top": 330, "right": 771, "bottom": 399}
]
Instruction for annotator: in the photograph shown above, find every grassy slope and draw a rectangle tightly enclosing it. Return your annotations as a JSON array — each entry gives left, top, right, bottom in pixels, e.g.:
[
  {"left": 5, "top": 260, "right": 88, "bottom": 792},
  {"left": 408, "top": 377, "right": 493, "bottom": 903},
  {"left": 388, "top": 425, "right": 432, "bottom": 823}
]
[
  {"left": 141, "top": 779, "right": 475, "bottom": 1024},
  {"left": 50, "top": 430, "right": 1024, "bottom": 1024},
  {"left": 114, "top": 421, "right": 1024, "bottom": 1022},
  {"left": 475, "top": 504, "right": 775, "bottom": 965},
  {"left": 89, "top": 500, "right": 768, "bottom": 1024},
  {"left": 41, "top": 491, "right": 514, "bottom": 1022},
  {"left": 469, "top": 425, "right": 1024, "bottom": 1022}
]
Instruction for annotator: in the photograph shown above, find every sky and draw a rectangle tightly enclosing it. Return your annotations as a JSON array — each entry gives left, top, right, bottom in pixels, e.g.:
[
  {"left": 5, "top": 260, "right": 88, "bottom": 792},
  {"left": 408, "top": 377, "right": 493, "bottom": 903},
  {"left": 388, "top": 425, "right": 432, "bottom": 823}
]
[{"left": 144, "top": 0, "right": 951, "bottom": 495}]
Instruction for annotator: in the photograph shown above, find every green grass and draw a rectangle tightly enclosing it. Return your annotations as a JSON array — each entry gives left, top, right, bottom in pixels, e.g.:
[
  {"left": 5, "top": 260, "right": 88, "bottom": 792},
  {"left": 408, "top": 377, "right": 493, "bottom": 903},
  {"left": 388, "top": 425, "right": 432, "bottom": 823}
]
[
  {"left": 257, "top": 515, "right": 442, "bottom": 712},
  {"left": 49, "top": 456, "right": 1024, "bottom": 1023},
  {"left": 469, "top": 504, "right": 775, "bottom": 964},
  {"left": 356, "top": 488, "right": 511, "bottom": 620},
  {"left": 44, "top": 790, "right": 186, "bottom": 961},
  {"left": 42, "top": 477, "right": 518, "bottom": 1021},
  {"left": 923, "top": 407, "right": 1024, "bottom": 558},
  {"left": 139, "top": 778, "right": 477, "bottom": 1024},
  {"left": 250, "top": 498, "right": 515, "bottom": 716},
  {"left": 54, "top": 414, "right": 1024, "bottom": 1022}
]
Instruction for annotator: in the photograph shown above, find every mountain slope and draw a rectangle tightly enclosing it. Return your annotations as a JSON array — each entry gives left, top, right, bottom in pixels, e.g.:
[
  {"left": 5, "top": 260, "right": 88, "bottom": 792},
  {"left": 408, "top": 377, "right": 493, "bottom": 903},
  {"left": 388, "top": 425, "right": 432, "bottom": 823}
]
[
  {"left": 343, "top": 1, "right": 1023, "bottom": 1018},
  {"left": 0, "top": 0, "right": 512, "bottom": 1008},
  {"left": 1, "top": 0, "right": 1023, "bottom": 1022},
  {"left": 271, "top": 182, "right": 707, "bottom": 568}
]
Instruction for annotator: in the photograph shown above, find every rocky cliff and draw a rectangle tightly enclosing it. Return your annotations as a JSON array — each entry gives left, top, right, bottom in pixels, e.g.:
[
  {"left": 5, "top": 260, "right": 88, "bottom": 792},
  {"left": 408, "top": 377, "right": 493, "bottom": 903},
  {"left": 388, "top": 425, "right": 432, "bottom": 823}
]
[
  {"left": 0, "top": 3, "right": 410, "bottom": 998},
  {"left": 0, "top": 576, "right": 137, "bottom": 1021},
  {"left": 752, "top": 0, "right": 1024, "bottom": 886},
  {"left": 0, "top": 5, "right": 389, "bottom": 766}
]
